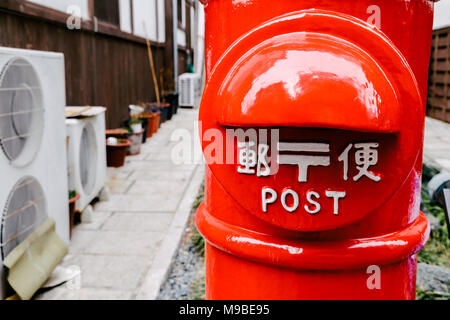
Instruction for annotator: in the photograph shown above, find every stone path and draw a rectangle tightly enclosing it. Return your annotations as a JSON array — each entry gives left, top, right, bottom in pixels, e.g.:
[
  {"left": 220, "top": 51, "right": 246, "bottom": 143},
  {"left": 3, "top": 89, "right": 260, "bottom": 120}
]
[
  {"left": 423, "top": 117, "right": 450, "bottom": 172},
  {"left": 37, "top": 109, "right": 203, "bottom": 300}
]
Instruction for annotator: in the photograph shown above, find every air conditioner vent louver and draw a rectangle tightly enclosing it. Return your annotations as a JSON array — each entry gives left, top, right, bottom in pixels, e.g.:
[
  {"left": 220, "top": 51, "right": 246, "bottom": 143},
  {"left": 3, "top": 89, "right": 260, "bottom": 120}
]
[
  {"left": 0, "top": 58, "right": 44, "bottom": 165},
  {"left": 179, "top": 73, "right": 203, "bottom": 108},
  {"left": 79, "top": 124, "right": 98, "bottom": 195},
  {"left": 1, "top": 177, "right": 47, "bottom": 260}
]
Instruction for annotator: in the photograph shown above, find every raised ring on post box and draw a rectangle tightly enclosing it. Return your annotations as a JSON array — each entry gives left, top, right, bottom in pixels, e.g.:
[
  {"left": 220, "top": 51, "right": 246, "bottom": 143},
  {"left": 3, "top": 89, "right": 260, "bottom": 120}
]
[{"left": 200, "top": 9, "right": 424, "bottom": 232}]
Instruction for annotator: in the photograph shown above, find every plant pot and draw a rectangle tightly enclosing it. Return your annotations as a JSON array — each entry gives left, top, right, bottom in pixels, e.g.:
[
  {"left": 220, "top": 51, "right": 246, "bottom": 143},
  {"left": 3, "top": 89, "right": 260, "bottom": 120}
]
[
  {"left": 106, "top": 139, "right": 131, "bottom": 167},
  {"left": 106, "top": 128, "right": 129, "bottom": 140},
  {"left": 139, "top": 114, "right": 155, "bottom": 138},
  {"left": 127, "top": 130, "right": 145, "bottom": 156},
  {"left": 160, "top": 103, "right": 170, "bottom": 123},
  {"left": 150, "top": 112, "right": 161, "bottom": 135},
  {"left": 69, "top": 193, "right": 80, "bottom": 239},
  {"left": 149, "top": 103, "right": 170, "bottom": 124},
  {"left": 164, "top": 92, "right": 179, "bottom": 117}
]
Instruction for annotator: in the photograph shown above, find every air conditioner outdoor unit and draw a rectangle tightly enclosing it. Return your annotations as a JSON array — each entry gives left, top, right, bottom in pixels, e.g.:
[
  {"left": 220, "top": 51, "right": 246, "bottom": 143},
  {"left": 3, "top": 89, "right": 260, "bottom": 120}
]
[
  {"left": 179, "top": 73, "right": 202, "bottom": 108},
  {"left": 66, "top": 107, "right": 108, "bottom": 221},
  {"left": 0, "top": 47, "right": 69, "bottom": 299}
]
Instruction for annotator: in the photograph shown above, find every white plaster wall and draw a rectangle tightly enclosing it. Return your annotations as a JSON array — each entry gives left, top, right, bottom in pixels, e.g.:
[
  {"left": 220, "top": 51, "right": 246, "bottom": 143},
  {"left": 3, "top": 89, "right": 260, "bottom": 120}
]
[
  {"left": 157, "top": 0, "right": 166, "bottom": 42},
  {"left": 119, "top": 0, "right": 132, "bottom": 33},
  {"left": 177, "top": 28, "right": 186, "bottom": 47},
  {"left": 434, "top": 0, "right": 450, "bottom": 30},
  {"left": 198, "top": 2, "right": 205, "bottom": 38},
  {"left": 28, "top": 0, "right": 90, "bottom": 19},
  {"left": 177, "top": 0, "right": 187, "bottom": 46},
  {"left": 190, "top": 5, "right": 195, "bottom": 48},
  {"left": 133, "top": 0, "right": 165, "bottom": 42},
  {"left": 179, "top": 0, "right": 186, "bottom": 29},
  {"left": 194, "top": 2, "right": 205, "bottom": 75}
]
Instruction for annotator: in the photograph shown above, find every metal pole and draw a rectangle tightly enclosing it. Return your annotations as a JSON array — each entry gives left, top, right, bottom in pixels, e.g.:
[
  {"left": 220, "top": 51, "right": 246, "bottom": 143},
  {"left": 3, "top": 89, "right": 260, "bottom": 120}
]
[{"left": 172, "top": 0, "right": 178, "bottom": 93}]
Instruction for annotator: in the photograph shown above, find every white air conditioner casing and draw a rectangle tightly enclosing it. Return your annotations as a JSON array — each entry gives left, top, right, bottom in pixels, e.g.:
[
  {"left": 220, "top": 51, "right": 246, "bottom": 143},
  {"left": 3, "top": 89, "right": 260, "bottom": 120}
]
[
  {"left": 179, "top": 73, "right": 202, "bottom": 108},
  {"left": 66, "top": 107, "right": 107, "bottom": 214},
  {"left": 0, "top": 47, "right": 69, "bottom": 298}
]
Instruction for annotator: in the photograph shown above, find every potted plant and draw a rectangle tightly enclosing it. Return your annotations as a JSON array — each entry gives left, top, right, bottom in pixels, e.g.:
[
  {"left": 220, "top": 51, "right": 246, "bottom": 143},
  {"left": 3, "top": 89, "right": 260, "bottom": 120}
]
[
  {"left": 148, "top": 102, "right": 171, "bottom": 124},
  {"left": 124, "top": 118, "right": 145, "bottom": 156},
  {"left": 129, "top": 116, "right": 143, "bottom": 133},
  {"left": 106, "top": 138, "right": 131, "bottom": 167},
  {"left": 148, "top": 107, "right": 161, "bottom": 135},
  {"left": 68, "top": 190, "right": 80, "bottom": 239},
  {"left": 106, "top": 128, "right": 129, "bottom": 140},
  {"left": 164, "top": 91, "right": 179, "bottom": 117}
]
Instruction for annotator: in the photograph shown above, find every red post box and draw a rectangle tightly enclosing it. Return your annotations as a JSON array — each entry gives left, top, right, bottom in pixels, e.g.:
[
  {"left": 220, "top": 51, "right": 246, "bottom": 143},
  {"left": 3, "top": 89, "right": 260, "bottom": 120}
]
[{"left": 196, "top": 0, "right": 436, "bottom": 300}]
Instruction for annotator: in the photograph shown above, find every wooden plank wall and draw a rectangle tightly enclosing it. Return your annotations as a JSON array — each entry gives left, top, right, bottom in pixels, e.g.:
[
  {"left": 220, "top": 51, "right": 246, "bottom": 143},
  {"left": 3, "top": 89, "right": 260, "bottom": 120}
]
[
  {"left": 0, "top": 7, "right": 189, "bottom": 129},
  {"left": 428, "top": 26, "right": 450, "bottom": 123}
]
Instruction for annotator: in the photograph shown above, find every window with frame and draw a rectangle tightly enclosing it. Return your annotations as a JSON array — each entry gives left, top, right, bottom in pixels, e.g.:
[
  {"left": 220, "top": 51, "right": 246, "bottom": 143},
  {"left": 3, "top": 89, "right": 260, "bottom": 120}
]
[
  {"left": 177, "top": 0, "right": 184, "bottom": 29},
  {"left": 94, "top": 0, "right": 120, "bottom": 26}
]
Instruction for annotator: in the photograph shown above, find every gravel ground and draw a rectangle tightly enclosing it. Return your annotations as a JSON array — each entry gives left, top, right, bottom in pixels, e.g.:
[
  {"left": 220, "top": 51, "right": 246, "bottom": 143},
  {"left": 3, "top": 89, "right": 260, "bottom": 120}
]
[
  {"left": 417, "top": 263, "right": 450, "bottom": 297},
  {"left": 157, "top": 213, "right": 205, "bottom": 300}
]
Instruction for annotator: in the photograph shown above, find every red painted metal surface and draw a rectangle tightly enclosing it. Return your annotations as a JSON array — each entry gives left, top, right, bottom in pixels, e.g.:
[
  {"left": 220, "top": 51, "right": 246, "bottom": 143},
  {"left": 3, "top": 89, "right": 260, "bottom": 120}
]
[{"left": 197, "top": 0, "right": 435, "bottom": 300}]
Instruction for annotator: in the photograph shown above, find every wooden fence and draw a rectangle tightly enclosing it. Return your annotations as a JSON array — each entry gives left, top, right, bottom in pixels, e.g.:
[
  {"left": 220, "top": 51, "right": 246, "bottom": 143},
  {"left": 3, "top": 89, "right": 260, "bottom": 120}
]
[
  {"left": 0, "top": 1, "right": 189, "bottom": 129},
  {"left": 428, "top": 26, "right": 450, "bottom": 123}
]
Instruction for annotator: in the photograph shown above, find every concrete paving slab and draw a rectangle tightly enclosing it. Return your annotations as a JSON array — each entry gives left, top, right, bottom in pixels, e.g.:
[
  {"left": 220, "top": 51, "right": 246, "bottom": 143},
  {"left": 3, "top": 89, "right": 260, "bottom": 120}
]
[
  {"left": 127, "top": 170, "right": 191, "bottom": 182},
  {"left": 76, "top": 211, "right": 113, "bottom": 231},
  {"left": 68, "top": 230, "right": 99, "bottom": 255},
  {"left": 123, "top": 161, "right": 197, "bottom": 172},
  {"left": 106, "top": 167, "right": 132, "bottom": 180},
  {"left": 106, "top": 178, "right": 135, "bottom": 194},
  {"left": 94, "top": 194, "right": 179, "bottom": 212},
  {"left": 102, "top": 213, "right": 174, "bottom": 232},
  {"left": 145, "top": 152, "right": 178, "bottom": 162},
  {"left": 35, "top": 287, "right": 65, "bottom": 300},
  {"left": 54, "top": 288, "right": 134, "bottom": 300},
  {"left": 127, "top": 180, "right": 188, "bottom": 196},
  {"left": 435, "top": 158, "right": 450, "bottom": 170},
  {"left": 126, "top": 152, "right": 151, "bottom": 162},
  {"left": 83, "top": 231, "right": 165, "bottom": 256},
  {"left": 424, "top": 117, "right": 450, "bottom": 172},
  {"left": 61, "top": 254, "right": 150, "bottom": 290}
]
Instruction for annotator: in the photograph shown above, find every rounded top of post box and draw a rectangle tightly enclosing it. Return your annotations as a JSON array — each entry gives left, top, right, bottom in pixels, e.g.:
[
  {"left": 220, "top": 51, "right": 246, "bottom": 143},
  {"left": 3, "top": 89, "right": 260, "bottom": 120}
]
[{"left": 215, "top": 32, "right": 400, "bottom": 133}]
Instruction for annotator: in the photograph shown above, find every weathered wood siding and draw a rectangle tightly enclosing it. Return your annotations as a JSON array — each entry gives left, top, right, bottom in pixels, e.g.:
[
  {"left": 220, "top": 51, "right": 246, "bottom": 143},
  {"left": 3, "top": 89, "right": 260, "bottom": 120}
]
[
  {"left": 428, "top": 26, "right": 450, "bottom": 123},
  {"left": 0, "top": 3, "right": 190, "bottom": 128}
]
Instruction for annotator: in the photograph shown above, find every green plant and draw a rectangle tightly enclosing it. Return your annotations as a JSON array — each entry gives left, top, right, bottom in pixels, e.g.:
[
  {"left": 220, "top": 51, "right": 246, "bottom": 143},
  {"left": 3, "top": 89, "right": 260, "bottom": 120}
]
[
  {"left": 192, "top": 226, "right": 205, "bottom": 257},
  {"left": 189, "top": 276, "right": 206, "bottom": 300},
  {"left": 129, "top": 116, "right": 142, "bottom": 126},
  {"left": 422, "top": 164, "right": 440, "bottom": 184},
  {"left": 419, "top": 177, "right": 450, "bottom": 268},
  {"left": 123, "top": 116, "right": 143, "bottom": 133},
  {"left": 191, "top": 184, "right": 205, "bottom": 257},
  {"left": 417, "top": 288, "right": 450, "bottom": 300},
  {"left": 123, "top": 126, "right": 133, "bottom": 134},
  {"left": 68, "top": 190, "right": 77, "bottom": 200},
  {"left": 192, "top": 184, "right": 205, "bottom": 210},
  {"left": 416, "top": 165, "right": 450, "bottom": 299}
]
